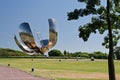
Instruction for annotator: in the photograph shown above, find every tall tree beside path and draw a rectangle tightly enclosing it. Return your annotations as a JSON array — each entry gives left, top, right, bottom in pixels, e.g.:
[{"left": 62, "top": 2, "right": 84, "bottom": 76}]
[{"left": 67, "top": 0, "right": 120, "bottom": 80}]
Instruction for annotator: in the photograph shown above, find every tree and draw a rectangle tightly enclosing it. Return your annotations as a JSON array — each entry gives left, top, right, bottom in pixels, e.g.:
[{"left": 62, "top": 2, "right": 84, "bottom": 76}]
[
  {"left": 78, "top": 52, "right": 89, "bottom": 58},
  {"left": 63, "top": 50, "right": 67, "bottom": 56},
  {"left": 0, "top": 48, "right": 28, "bottom": 57},
  {"left": 67, "top": 0, "right": 120, "bottom": 80},
  {"left": 72, "top": 52, "right": 89, "bottom": 58},
  {"left": 48, "top": 49, "right": 63, "bottom": 56},
  {"left": 113, "top": 46, "right": 120, "bottom": 60},
  {"left": 93, "top": 51, "right": 108, "bottom": 59}
]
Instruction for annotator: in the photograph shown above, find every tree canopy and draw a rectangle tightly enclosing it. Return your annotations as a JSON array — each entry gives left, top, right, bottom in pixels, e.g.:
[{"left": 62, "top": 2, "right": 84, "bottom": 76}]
[
  {"left": 113, "top": 46, "right": 120, "bottom": 60},
  {"left": 0, "top": 48, "right": 28, "bottom": 57},
  {"left": 68, "top": 0, "right": 120, "bottom": 48},
  {"left": 48, "top": 49, "right": 63, "bottom": 56}
]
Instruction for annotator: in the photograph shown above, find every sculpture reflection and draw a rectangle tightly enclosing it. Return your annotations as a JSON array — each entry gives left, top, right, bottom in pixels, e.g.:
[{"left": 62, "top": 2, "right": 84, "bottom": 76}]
[{"left": 14, "top": 18, "right": 57, "bottom": 55}]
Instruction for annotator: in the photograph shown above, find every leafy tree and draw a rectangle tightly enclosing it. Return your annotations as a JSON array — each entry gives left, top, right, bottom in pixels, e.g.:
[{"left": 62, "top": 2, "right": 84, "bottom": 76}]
[
  {"left": 72, "top": 52, "right": 89, "bottom": 58},
  {"left": 78, "top": 52, "right": 89, "bottom": 58},
  {"left": 67, "top": 0, "right": 120, "bottom": 79},
  {"left": 63, "top": 50, "right": 67, "bottom": 56},
  {"left": 67, "top": 52, "right": 72, "bottom": 58},
  {"left": 0, "top": 48, "right": 28, "bottom": 57},
  {"left": 93, "top": 51, "right": 108, "bottom": 59},
  {"left": 48, "top": 49, "right": 63, "bottom": 56},
  {"left": 72, "top": 52, "right": 82, "bottom": 57},
  {"left": 113, "top": 46, "right": 120, "bottom": 60}
]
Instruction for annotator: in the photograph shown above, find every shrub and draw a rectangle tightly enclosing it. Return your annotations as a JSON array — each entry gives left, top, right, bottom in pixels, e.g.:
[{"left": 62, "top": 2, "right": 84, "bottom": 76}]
[{"left": 48, "top": 49, "right": 63, "bottom": 56}]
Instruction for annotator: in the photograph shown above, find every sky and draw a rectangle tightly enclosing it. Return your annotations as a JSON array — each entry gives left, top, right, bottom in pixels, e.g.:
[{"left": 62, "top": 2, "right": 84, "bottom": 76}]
[{"left": 0, "top": 0, "right": 110, "bottom": 53}]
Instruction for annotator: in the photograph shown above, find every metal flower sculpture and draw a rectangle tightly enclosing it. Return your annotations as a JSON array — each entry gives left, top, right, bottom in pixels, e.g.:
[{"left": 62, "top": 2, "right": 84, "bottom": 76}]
[{"left": 14, "top": 18, "right": 57, "bottom": 55}]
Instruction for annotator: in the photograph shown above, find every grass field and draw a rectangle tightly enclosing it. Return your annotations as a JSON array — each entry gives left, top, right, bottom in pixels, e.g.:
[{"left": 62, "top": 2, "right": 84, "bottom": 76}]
[{"left": 0, "top": 58, "right": 120, "bottom": 80}]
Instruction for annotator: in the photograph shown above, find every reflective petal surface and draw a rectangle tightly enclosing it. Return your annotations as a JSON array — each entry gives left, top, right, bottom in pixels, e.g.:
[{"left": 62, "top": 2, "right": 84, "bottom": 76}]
[
  {"left": 19, "top": 23, "right": 38, "bottom": 50},
  {"left": 47, "top": 19, "right": 58, "bottom": 48},
  {"left": 14, "top": 35, "right": 34, "bottom": 53}
]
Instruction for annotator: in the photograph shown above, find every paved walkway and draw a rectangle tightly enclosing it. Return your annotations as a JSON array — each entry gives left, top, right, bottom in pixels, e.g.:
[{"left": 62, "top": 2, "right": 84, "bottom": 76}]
[{"left": 0, "top": 66, "right": 49, "bottom": 80}]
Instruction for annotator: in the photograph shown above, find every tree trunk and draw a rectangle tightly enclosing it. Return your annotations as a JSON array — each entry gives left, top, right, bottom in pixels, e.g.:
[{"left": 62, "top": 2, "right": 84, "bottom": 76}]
[{"left": 107, "top": 0, "right": 116, "bottom": 80}]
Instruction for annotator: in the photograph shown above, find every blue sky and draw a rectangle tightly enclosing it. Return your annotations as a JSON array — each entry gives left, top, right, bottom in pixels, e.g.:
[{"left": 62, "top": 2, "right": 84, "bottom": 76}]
[{"left": 0, "top": 0, "right": 109, "bottom": 53}]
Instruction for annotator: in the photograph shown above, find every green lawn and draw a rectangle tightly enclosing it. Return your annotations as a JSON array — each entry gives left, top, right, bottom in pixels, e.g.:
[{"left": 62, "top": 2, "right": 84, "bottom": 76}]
[{"left": 0, "top": 58, "right": 119, "bottom": 80}]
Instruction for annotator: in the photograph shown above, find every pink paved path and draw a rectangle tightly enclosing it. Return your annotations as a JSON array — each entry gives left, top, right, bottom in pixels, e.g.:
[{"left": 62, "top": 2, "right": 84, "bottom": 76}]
[{"left": 0, "top": 66, "right": 49, "bottom": 80}]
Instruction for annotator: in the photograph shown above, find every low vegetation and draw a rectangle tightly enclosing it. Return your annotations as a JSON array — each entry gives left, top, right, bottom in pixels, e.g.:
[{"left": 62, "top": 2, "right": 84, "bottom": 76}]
[
  {"left": 0, "top": 48, "right": 28, "bottom": 57},
  {"left": 0, "top": 48, "right": 108, "bottom": 59}
]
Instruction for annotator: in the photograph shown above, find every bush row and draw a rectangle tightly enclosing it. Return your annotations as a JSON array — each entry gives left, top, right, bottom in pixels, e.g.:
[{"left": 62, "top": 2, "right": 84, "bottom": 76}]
[{"left": 0, "top": 48, "right": 108, "bottom": 59}]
